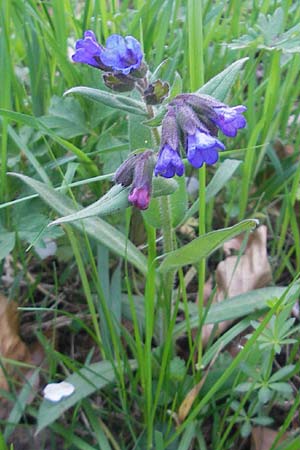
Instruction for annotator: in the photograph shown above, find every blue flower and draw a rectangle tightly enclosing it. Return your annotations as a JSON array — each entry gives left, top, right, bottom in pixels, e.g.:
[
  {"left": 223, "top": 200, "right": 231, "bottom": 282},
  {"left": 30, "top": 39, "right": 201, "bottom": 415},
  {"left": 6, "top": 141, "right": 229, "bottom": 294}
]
[
  {"left": 212, "top": 105, "right": 247, "bottom": 137},
  {"left": 100, "top": 34, "right": 143, "bottom": 75},
  {"left": 186, "top": 129, "right": 225, "bottom": 169},
  {"left": 154, "top": 144, "right": 185, "bottom": 178},
  {"left": 72, "top": 30, "right": 106, "bottom": 69},
  {"left": 72, "top": 32, "right": 143, "bottom": 75}
]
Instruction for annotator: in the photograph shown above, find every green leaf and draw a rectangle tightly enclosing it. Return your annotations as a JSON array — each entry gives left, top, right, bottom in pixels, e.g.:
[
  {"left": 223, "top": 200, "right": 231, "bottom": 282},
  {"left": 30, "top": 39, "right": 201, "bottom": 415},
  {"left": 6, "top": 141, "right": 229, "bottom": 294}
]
[
  {"left": 4, "top": 370, "right": 40, "bottom": 439},
  {"left": 158, "top": 219, "right": 258, "bottom": 273},
  {"left": 49, "top": 177, "right": 179, "bottom": 226},
  {"left": 0, "top": 109, "right": 98, "bottom": 177},
  {"left": 49, "top": 185, "right": 131, "bottom": 225},
  {"left": 178, "top": 422, "right": 196, "bottom": 450},
  {"left": 142, "top": 108, "right": 166, "bottom": 127},
  {"left": 274, "top": 436, "right": 300, "bottom": 450},
  {"left": 37, "top": 360, "right": 136, "bottom": 433},
  {"left": 152, "top": 176, "right": 179, "bottom": 198},
  {"left": 64, "top": 87, "right": 147, "bottom": 116},
  {"left": 0, "top": 229, "right": 15, "bottom": 260},
  {"left": 8, "top": 173, "right": 148, "bottom": 276},
  {"left": 169, "top": 71, "right": 183, "bottom": 99},
  {"left": 169, "top": 175, "right": 188, "bottom": 227},
  {"left": 173, "top": 286, "right": 299, "bottom": 339},
  {"left": 269, "top": 365, "right": 295, "bottom": 383},
  {"left": 259, "top": 386, "right": 272, "bottom": 403},
  {"left": 143, "top": 177, "right": 185, "bottom": 228},
  {"left": 198, "top": 57, "right": 249, "bottom": 101},
  {"left": 39, "top": 95, "right": 89, "bottom": 139},
  {"left": 128, "top": 112, "right": 154, "bottom": 150},
  {"left": 184, "top": 159, "right": 241, "bottom": 221},
  {"left": 241, "top": 421, "right": 252, "bottom": 438},
  {"left": 235, "top": 382, "right": 253, "bottom": 392},
  {"left": 269, "top": 382, "right": 293, "bottom": 396},
  {"left": 251, "top": 416, "right": 273, "bottom": 426}
]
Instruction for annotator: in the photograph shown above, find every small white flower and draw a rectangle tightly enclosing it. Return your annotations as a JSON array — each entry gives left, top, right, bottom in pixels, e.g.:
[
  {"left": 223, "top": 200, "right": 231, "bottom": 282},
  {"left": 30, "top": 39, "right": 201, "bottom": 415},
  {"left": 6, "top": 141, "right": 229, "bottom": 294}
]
[{"left": 43, "top": 381, "right": 75, "bottom": 402}]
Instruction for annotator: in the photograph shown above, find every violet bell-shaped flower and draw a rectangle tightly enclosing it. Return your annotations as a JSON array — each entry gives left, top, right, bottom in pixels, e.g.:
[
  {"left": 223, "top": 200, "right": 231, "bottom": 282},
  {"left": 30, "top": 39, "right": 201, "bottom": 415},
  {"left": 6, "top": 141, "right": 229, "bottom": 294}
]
[
  {"left": 186, "top": 128, "right": 225, "bottom": 169},
  {"left": 72, "top": 31, "right": 143, "bottom": 75},
  {"left": 154, "top": 144, "right": 184, "bottom": 178},
  {"left": 154, "top": 107, "right": 185, "bottom": 178},
  {"left": 211, "top": 105, "right": 247, "bottom": 137},
  {"left": 100, "top": 34, "right": 143, "bottom": 75},
  {"left": 182, "top": 94, "right": 247, "bottom": 138},
  {"left": 72, "top": 30, "right": 107, "bottom": 70}
]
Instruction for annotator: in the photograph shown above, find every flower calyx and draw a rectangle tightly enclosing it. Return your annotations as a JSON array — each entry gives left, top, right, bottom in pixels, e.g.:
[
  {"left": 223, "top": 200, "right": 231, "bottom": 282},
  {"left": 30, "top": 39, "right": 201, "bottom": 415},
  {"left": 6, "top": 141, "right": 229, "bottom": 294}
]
[{"left": 144, "top": 79, "right": 169, "bottom": 105}]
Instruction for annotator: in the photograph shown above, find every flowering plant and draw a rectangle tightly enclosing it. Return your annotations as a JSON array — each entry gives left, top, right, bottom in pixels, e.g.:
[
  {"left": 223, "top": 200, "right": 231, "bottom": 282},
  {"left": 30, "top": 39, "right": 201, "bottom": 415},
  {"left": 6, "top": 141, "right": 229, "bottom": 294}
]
[{"left": 71, "top": 30, "right": 247, "bottom": 210}]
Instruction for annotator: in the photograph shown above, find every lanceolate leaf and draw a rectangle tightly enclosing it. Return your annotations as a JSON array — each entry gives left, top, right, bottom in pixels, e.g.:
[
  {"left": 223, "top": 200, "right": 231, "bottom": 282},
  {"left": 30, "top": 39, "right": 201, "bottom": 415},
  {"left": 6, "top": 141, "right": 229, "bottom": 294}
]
[
  {"left": 64, "top": 87, "right": 147, "bottom": 116},
  {"left": 172, "top": 285, "right": 300, "bottom": 339},
  {"left": 37, "top": 360, "right": 137, "bottom": 433},
  {"left": 49, "top": 185, "right": 131, "bottom": 225},
  {"left": 198, "top": 57, "right": 249, "bottom": 101},
  {"left": 158, "top": 219, "right": 258, "bottom": 273},
  {"left": 49, "top": 177, "right": 179, "bottom": 226},
  {"left": 9, "top": 173, "right": 148, "bottom": 275}
]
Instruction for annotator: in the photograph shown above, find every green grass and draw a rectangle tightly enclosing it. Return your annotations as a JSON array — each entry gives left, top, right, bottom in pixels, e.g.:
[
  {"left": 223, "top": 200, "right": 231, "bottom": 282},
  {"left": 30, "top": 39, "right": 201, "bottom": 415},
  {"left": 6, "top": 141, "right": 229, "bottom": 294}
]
[{"left": 1, "top": 0, "right": 300, "bottom": 449}]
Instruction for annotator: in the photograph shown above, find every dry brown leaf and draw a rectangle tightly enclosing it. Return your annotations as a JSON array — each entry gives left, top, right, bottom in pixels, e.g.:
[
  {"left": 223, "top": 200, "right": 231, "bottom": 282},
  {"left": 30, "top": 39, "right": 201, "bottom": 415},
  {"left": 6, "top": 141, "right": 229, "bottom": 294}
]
[
  {"left": 0, "top": 294, "right": 44, "bottom": 418},
  {"left": 177, "top": 350, "right": 220, "bottom": 424},
  {"left": 177, "top": 379, "right": 204, "bottom": 424},
  {"left": 251, "top": 426, "right": 288, "bottom": 450},
  {"left": 0, "top": 295, "right": 32, "bottom": 392},
  {"left": 201, "top": 226, "right": 272, "bottom": 346},
  {"left": 274, "top": 139, "right": 296, "bottom": 159},
  {"left": 217, "top": 225, "right": 272, "bottom": 299}
]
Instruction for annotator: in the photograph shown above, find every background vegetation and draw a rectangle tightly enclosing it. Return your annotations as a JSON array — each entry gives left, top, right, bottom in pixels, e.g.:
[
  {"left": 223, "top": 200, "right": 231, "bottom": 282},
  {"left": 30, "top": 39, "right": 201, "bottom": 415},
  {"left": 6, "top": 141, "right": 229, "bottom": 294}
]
[{"left": 0, "top": 0, "right": 300, "bottom": 449}]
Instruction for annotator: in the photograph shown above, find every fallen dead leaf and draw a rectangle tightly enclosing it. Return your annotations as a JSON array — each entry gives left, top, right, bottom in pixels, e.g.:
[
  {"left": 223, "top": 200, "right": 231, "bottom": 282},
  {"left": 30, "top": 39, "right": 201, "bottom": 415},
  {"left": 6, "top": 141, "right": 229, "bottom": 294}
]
[
  {"left": 274, "top": 139, "right": 296, "bottom": 159},
  {"left": 0, "top": 295, "right": 31, "bottom": 392},
  {"left": 251, "top": 426, "right": 288, "bottom": 450},
  {"left": 177, "top": 350, "right": 220, "bottom": 424},
  {"left": 0, "top": 294, "right": 44, "bottom": 418},
  {"left": 217, "top": 225, "right": 272, "bottom": 299},
  {"left": 201, "top": 225, "right": 272, "bottom": 346}
]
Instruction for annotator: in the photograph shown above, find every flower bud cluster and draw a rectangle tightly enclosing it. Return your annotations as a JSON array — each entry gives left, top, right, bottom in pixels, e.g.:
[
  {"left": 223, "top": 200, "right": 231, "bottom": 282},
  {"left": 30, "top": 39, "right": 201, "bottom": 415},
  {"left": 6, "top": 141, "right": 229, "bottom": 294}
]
[{"left": 154, "top": 93, "right": 247, "bottom": 177}]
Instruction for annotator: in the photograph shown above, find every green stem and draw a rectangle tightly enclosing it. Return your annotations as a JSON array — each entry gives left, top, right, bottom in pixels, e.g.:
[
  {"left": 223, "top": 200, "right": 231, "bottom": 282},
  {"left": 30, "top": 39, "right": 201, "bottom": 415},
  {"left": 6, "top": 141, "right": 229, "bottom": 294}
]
[
  {"left": 158, "top": 194, "right": 174, "bottom": 338},
  {"left": 197, "top": 167, "right": 206, "bottom": 368},
  {"left": 148, "top": 104, "right": 174, "bottom": 339},
  {"left": 188, "top": 0, "right": 205, "bottom": 368},
  {"left": 144, "top": 223, "right": 156, "bottom": 449}
]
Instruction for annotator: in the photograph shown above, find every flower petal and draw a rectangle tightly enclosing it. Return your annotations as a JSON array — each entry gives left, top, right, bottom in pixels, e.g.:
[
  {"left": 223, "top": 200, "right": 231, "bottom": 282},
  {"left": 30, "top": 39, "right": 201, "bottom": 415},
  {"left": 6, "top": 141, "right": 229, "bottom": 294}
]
[
  {"left": 72, "top": 31, "right": 104, "bottom": 68},
  {"left": 100, "top": 34, "right": 143, "bottom": 75},
  {"left": 212, "top": 105, "right": 247, "bottom": 137},
  {"left": 155, "top": 144, "right": 184, "bottom": 178},
  {"left": 43, "top": 381, "right": 75, "bottom": 402},
  {"left": 186, "top": 129, "right": 224, "bottom": 169},
  {"left": 128, "top": 187, "right": 150, "bottom": 210}
]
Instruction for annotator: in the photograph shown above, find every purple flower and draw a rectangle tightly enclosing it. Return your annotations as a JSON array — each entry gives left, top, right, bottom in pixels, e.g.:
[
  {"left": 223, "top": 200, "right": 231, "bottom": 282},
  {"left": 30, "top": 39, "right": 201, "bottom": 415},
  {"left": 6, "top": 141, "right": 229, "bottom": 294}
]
[
  {"left": 212, "top": 105, "right": 247, "bottom": 137},
  {"left": 72, "top": 30, "right": 106, "bottom": 69},
  {"left": 99, "top": 34, "right": 143, "bottom": 75},
  {"left": 114, "top": 151, "right": 154, "bottom": 210},
  {"left": 186, "top": 129, "right": 225, "bottom": 169},
  {"left": 72, "top": 32, "right": 143, "bottom": 75},
  {"left": 128, "top": 187, "right": 150, "bottom": 210},
  {"left": 154, "top": 144, "right": 184, "bottom": 178}
]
